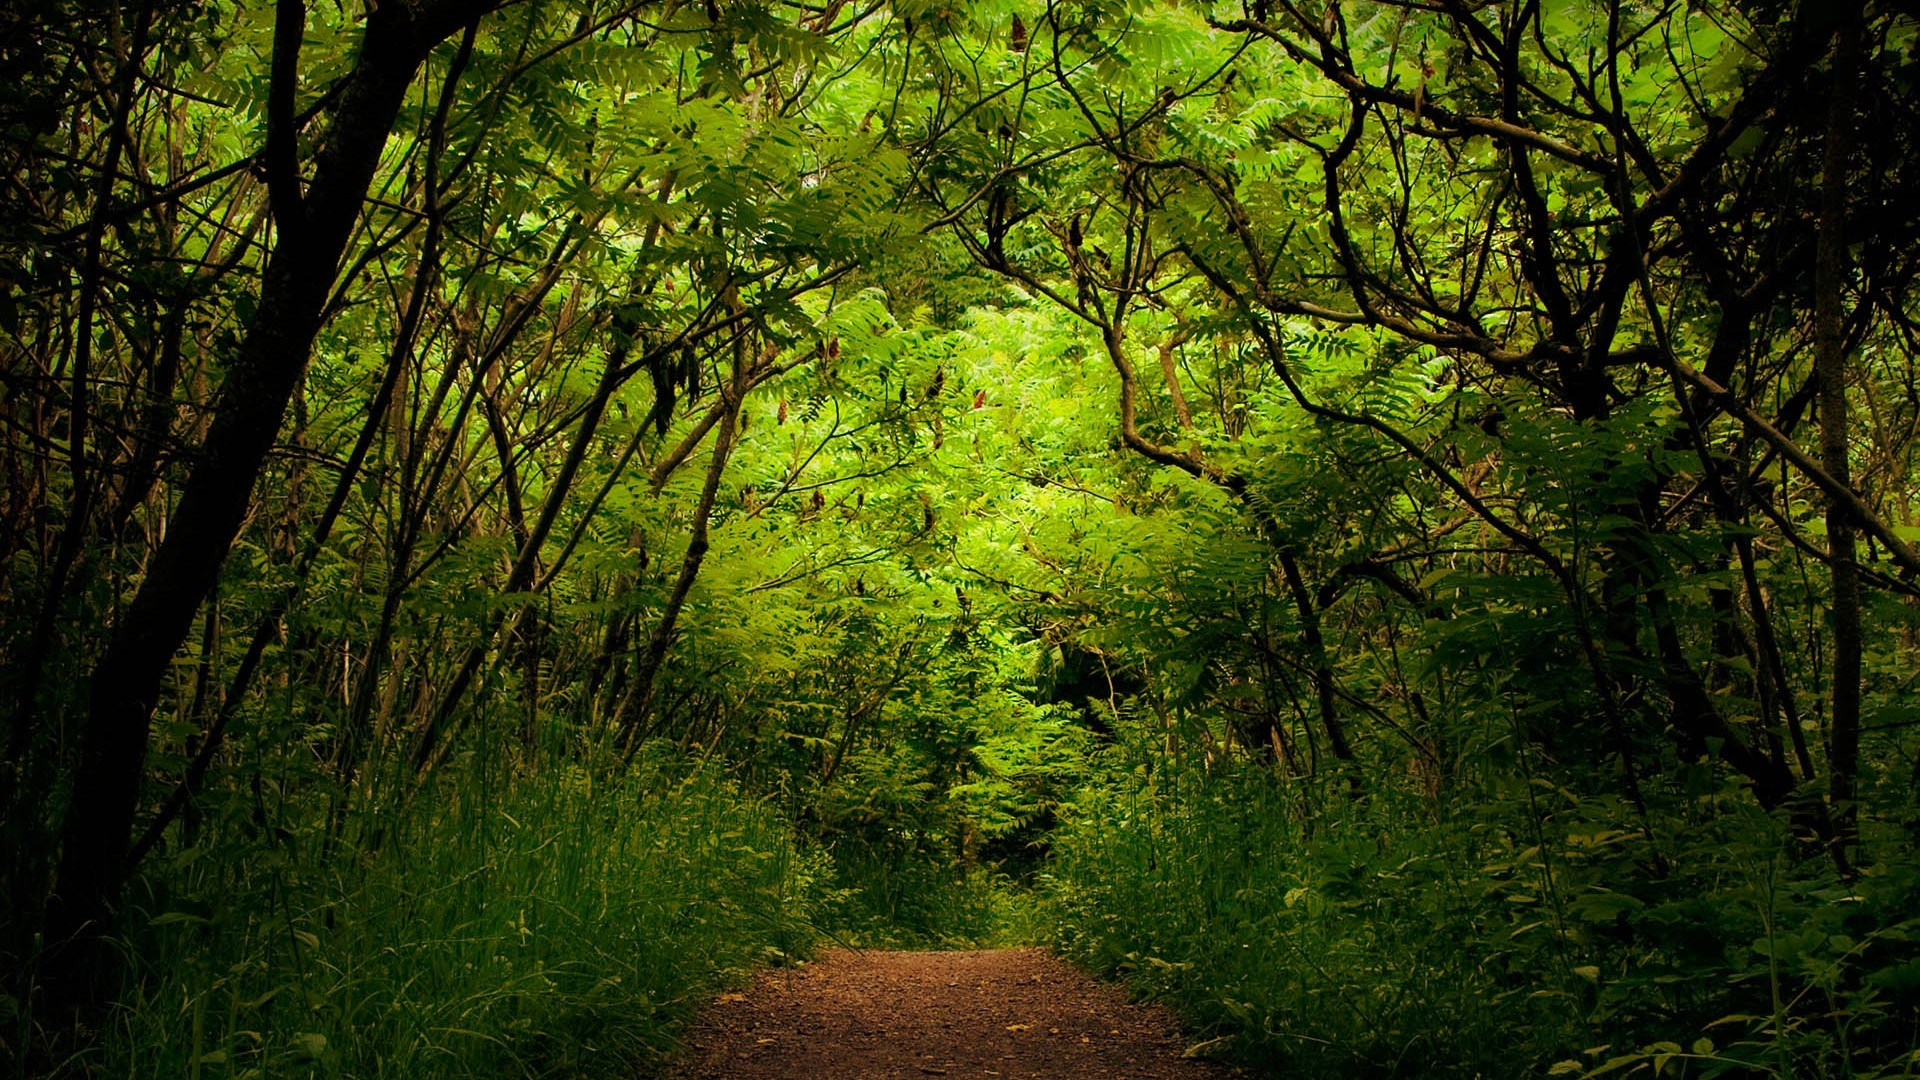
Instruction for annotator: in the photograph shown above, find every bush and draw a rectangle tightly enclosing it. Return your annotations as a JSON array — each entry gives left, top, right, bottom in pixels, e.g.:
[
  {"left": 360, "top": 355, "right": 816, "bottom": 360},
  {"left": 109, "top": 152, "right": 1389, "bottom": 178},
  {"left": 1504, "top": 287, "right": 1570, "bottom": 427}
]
[{"left": 1047, "top": 749, "right": 1920, "bottom": 1079}]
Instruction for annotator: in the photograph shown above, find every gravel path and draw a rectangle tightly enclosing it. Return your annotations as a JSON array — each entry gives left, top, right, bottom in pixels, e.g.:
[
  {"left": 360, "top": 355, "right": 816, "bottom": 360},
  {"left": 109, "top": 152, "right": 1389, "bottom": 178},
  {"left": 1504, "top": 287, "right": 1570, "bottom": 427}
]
[{"left": 661, "top": 947, "right": 1239, "bottom": 1079}]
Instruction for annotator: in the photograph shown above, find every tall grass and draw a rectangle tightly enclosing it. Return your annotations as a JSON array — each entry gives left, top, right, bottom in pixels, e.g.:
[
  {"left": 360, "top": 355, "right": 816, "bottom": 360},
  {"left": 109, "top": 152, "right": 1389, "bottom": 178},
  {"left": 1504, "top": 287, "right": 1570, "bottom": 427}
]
[
  {"left": 1047, "top": 754, "right": 1920, "bottom": 1079},
  {"left": 82, "top": 748, "right": 818, "bottom": 1079},
  {"left": 810, "top": 841, "right": 1041, "bottom": 948},
  {"left": 1047, "top": 764, "right": 1544, "bottom": 1077}
]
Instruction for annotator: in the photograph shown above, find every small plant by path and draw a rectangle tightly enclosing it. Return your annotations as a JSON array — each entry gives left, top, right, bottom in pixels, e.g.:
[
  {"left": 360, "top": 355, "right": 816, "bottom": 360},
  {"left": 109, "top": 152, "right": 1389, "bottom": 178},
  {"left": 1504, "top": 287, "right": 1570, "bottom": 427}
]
[{"left": 663, "top": 948, "right": 1240, "bottom": 1079}]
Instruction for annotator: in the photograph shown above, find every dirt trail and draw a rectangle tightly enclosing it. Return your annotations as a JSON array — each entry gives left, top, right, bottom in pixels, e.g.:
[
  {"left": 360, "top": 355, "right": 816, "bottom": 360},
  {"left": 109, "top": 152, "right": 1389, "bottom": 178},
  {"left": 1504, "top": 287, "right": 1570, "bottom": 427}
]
[{"left": 662, "top": 947, "right": 1239, "bottom": 1079}]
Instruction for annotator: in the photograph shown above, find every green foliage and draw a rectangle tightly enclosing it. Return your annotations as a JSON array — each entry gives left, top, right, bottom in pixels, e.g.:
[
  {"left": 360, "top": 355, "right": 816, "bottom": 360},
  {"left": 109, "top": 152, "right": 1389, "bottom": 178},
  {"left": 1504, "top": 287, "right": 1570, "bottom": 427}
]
[
  {"left": 6, "top": 0, "right": 1920, "bottom": 1076},
  {"left": 1049, "top": 742, "right": 1920, "bottom": 1080},
  {"left": 88, "top": 750, "right": 812, "bottom": 1080}
]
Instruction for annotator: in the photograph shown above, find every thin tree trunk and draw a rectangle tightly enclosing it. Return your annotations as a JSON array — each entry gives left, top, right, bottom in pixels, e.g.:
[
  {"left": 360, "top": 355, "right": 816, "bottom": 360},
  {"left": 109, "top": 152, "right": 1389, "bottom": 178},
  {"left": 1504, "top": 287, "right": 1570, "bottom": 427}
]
[
  {"left": 1815, "top": 9, "right": 1863, "bottom": 865},
  {"left": 1278, "top": 551, "right": 1360, "bottom": 797},
  {"left": 616, "top": 363, "right": 746, "bottom": 749},
  {"left": 44, "top": 0, "right": 492, "bottom": 1008},
  {"left": 411, "top": 341, "right": 632, "bottom": 772},
  {"left": 9, "top": 0, "right": 158, "bottom": 765}
]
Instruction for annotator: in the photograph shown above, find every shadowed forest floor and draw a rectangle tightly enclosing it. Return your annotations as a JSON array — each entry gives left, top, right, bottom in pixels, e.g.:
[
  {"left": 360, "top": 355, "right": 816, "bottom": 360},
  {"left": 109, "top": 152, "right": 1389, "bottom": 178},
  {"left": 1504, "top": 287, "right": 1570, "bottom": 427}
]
[{"left": 662, "top": 948, "right": 1241, "bottom": 1079}]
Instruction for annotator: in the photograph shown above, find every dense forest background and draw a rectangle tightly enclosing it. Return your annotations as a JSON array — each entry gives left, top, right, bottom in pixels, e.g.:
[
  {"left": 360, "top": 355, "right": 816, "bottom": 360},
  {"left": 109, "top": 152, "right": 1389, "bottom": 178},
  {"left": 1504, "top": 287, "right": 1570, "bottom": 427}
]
[{"left": 2, "top": 0, "right": 1918, "bottom": 1075}]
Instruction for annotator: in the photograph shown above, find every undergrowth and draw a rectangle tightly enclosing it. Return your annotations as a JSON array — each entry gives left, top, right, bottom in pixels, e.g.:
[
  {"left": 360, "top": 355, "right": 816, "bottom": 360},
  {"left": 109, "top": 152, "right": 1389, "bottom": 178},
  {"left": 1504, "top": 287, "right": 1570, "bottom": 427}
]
[
  {"left": 1047, "top": 748, "right": 1920, "bottom": 1079},
  {"left": 811, "top": 846, "right": 1041, "bottom": 948},
  {"left": 52, "top": 747, "right": 817, "bottom": 1080}
]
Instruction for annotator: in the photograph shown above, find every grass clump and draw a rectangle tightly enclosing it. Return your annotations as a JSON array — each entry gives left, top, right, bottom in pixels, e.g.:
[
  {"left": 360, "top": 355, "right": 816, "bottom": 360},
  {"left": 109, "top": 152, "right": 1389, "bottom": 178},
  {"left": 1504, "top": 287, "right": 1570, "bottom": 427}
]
[{"left": 82, "top": 748, "right": 816, "bottom": 1079}]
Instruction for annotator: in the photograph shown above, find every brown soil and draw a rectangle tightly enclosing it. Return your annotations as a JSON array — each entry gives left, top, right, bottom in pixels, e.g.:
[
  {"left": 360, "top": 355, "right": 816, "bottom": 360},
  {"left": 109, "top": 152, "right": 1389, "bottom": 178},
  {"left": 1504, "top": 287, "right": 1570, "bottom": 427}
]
[{"left": 661, "top": 947, "right": 1241, "bottom": 1079}]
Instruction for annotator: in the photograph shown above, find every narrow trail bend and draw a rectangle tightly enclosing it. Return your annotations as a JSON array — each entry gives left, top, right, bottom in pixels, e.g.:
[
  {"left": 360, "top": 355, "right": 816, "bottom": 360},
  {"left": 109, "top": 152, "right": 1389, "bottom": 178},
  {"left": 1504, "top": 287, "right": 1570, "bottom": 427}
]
[{"left": 663, "top": 948, "right": 1242, "bottom": 1079}]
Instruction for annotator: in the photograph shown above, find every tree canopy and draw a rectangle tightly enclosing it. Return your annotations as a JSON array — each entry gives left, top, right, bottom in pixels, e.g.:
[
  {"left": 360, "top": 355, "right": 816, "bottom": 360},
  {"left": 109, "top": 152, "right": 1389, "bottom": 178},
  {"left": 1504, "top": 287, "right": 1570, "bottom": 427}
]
[{"left": 2, "top": 0, "right": 1918, "bottom": 1076}]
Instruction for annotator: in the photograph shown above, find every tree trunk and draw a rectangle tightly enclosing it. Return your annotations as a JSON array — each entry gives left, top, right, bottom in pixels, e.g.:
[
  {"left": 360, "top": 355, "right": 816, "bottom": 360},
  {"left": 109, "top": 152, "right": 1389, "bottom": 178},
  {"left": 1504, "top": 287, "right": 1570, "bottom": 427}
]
[
  {"left": 1278, "top": 551, "right": 1359, "bottom": 797},
  {"left": 44, "top": 0, "right": 489, "bottom": 1008},
  {"left": 616, "top": 387, "right": 743, "bottom": 750}
]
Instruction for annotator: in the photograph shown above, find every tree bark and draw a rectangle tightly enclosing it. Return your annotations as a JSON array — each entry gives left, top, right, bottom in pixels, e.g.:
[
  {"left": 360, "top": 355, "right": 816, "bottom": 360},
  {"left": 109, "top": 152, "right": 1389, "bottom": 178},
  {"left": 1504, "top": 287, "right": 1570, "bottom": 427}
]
[{"left": 44, "top": 0, "right": 496, "bottom": 1008}]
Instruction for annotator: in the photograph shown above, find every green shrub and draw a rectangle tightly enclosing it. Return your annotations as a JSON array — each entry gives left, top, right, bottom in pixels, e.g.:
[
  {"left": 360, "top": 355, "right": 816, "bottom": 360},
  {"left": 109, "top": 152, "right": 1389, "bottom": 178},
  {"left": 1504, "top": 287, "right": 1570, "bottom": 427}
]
[{"left": 1048, "top": 751, "right": 1920, "bottom": 1079}]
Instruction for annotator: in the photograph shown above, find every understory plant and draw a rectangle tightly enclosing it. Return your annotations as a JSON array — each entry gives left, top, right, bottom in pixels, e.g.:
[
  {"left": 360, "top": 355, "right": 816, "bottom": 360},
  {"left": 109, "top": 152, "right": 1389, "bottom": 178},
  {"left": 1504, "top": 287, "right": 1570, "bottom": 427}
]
[
  {"left": 76, "top": 746, "right": 815, "bottom": 1080},
  {"left": 1048, "top": 727, "right": 1920, "bottom": 1080}
]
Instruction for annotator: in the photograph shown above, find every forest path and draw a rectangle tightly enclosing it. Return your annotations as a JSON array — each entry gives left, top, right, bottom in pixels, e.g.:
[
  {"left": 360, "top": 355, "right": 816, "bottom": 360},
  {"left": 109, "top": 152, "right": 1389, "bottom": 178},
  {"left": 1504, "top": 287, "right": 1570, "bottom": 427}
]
[{"left": 661, "top": 947, "right": 1242, "bottom": 1079}]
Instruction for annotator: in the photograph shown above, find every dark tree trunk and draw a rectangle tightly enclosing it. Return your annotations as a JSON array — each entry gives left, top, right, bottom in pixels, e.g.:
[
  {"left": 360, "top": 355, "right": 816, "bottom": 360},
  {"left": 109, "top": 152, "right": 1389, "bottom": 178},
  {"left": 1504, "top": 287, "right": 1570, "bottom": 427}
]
[
  {"left": 1277, "top": 551, "right": 1359, "bottom": 797},
  {"left": 43, "top": 0, "right": 494, "bottom": 1009}
]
